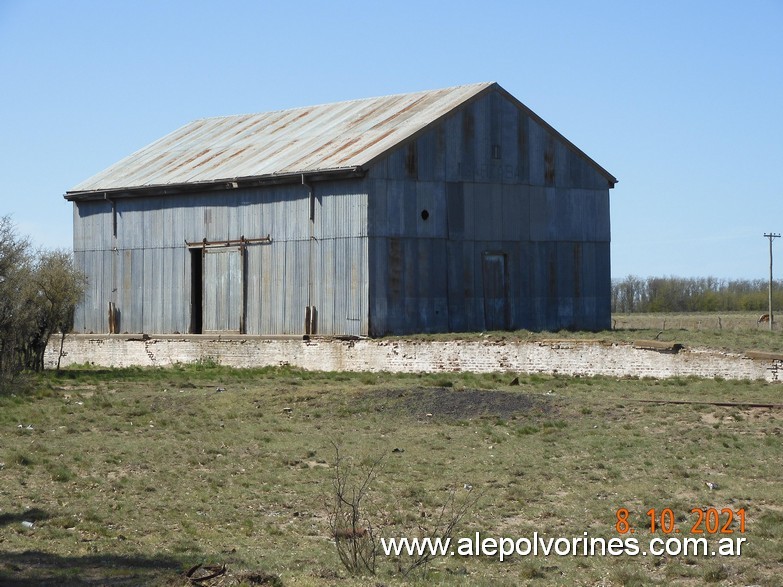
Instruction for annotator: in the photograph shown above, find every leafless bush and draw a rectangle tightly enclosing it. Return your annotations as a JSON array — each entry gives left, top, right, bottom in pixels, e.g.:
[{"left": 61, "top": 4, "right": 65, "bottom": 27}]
[
  {"left": 327, "top": 442, "right": 383, "bottom": 575},
  {"left": 396, "top": 484, "right": 482, "bottom": 577},
  {"left": 327, "top": 442, "right": 481, "bottom": 578}
]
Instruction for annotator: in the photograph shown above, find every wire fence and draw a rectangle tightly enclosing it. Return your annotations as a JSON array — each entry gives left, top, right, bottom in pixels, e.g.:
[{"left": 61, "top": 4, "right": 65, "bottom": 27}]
[{"left": 611, "top": 312, "right": 778, "bottom": 332}]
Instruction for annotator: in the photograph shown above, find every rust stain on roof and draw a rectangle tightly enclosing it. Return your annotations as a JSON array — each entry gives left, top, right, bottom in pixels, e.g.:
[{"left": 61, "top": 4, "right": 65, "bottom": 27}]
[{"left": 67, "top": 83, "right": 503, "bottom": 193}]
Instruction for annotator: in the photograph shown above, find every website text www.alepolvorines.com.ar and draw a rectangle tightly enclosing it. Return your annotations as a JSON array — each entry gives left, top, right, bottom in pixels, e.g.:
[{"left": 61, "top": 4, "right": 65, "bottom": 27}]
[{"left": 380, "top": 532, "right": 747, "bottom": 562}]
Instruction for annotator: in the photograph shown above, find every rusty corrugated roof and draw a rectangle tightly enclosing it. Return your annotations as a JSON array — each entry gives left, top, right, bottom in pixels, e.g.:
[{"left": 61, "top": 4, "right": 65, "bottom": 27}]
[{"left": 67, "top": 82, "right": 497, "bottom": 196}]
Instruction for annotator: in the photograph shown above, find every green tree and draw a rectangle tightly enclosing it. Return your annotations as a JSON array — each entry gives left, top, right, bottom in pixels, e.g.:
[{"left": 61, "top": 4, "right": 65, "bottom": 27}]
[{"left": 0, "top": 216, "right": 85, "bottom": 382}]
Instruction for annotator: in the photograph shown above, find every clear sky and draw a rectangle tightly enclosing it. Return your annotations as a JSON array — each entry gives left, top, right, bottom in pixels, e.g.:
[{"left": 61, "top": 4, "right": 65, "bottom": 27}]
[{"left": 1, "top": 0, "right": 780, "bottom": 280}]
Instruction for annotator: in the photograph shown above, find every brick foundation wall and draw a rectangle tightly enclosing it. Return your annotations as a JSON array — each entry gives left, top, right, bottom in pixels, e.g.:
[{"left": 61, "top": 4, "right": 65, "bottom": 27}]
[{"left": 43, "top": 335, "right": 780, "bottom": 382}]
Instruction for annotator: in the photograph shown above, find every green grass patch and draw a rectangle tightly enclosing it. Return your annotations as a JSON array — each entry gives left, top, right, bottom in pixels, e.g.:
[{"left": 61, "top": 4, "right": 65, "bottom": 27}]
[{"left": 0, "top": 366, "right": 780, "bottom": 586}]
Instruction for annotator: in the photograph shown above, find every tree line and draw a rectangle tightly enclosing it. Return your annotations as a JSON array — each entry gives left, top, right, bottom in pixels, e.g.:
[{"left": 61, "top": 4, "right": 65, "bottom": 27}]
[
  {"left": 0, "top": 216, "right": 85, "bottom": 383},
  {"left": 612, "top": 275, "right": 783, "bottom": 313}
]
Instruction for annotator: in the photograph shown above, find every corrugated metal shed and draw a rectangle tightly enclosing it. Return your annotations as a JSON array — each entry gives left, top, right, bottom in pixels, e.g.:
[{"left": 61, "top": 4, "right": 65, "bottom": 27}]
[
  {"left": 68, "top": 82, "right": 616, "bottom": 337},
  {"left": 65, "top": 82, "right": 615, "bottom": 197}
]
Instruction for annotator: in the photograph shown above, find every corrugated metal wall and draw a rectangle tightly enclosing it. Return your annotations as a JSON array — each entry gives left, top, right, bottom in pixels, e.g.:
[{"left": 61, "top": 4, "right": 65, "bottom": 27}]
[
  {"left": 72, "top": 182, "right": 369, "bottom": 336},
  {"left": 367, "top": 89, "right": 611, "bottom": 335}
]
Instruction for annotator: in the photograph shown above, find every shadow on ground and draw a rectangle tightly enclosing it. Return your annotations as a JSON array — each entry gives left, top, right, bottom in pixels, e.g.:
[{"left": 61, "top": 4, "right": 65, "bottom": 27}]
[
  {"left": 0, "top": 551, "right": 185, "bottom": 586},
  {"left": 0, "top": 507, "right": 50, "bottom": 527}
]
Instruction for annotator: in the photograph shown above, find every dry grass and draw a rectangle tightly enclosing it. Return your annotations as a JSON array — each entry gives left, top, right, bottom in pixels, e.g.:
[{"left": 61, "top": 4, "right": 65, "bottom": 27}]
[
  {"left": 0, "top": 365, "right": 781, "bottom": 586},
  {"left": 389, "top": 311, "right": 783, "bottom": 355}
]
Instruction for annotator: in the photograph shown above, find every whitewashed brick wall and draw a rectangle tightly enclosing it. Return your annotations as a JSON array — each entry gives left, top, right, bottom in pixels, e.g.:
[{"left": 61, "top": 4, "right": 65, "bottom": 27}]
[{"left": 43, "top": 335, "right": 780, "bottom": 382}]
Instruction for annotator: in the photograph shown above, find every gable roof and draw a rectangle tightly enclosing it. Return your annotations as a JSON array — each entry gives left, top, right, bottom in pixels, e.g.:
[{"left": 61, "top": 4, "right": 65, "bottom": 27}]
[{"left": 65, "top": 82, "right": 616, "bottom": 200}]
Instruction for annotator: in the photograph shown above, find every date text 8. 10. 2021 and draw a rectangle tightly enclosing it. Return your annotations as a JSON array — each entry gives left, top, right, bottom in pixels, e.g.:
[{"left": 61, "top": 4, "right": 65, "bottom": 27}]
[{"left": 615, "top": 508, "right": 745, "bottom": 535}]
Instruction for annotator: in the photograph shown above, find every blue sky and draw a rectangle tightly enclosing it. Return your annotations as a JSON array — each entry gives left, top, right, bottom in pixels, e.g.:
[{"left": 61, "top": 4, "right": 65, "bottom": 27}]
[{"left": 1, "top": 0, "right": 781, "bottom": 279}]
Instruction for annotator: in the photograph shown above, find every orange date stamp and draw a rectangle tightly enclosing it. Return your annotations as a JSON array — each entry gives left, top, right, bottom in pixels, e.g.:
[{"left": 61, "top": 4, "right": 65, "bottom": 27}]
[{"left": 615, "top": 507, "right": 746, "bottom": 535}]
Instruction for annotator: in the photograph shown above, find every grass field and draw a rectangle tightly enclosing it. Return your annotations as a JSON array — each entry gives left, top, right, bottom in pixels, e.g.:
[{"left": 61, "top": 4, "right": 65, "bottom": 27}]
[
  {"left": 396, "top": 312, "right": 783, "bottom": 356},
  {"left": 1, "top": 365, "right": 781, "bottom": 586}
]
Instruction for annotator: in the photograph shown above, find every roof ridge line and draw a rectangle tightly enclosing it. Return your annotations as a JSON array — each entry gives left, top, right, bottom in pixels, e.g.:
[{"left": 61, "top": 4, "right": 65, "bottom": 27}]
[{"left": 191, "top": 82, "right": 497, "bottom": 121}]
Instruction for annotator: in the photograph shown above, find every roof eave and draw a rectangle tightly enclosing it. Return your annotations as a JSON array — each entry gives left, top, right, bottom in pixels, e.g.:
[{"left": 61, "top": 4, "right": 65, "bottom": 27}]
[{"left": 64, "top": 166, "right": 366, "bottom": 201}]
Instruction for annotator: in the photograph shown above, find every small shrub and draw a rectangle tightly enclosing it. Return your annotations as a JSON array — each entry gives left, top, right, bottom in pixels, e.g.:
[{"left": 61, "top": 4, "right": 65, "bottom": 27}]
[
  {"left": 50, "top": 464, "right": 74, "bottom": 482},
  {"left": 703, "top": 564, "right": 728, "bottom": 583}
]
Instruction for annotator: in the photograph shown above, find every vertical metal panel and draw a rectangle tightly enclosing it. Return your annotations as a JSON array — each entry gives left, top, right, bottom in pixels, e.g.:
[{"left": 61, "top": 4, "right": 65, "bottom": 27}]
[
  {"left": 244, "top": 244, "right": 261, "bottom": 334},
  {"left": 158, "top": 246, "right": 185, "bottom": 334},
  {"left": 117, "top": 198, "right": 143, "bottom": 250},
  {"left": 367, "top": 152, "right": 388, "bottom": 179},
  {"left": 430, "top": 124, "right": 447, "bottom": 182},
  {"left": 311, "top": 234, "right": 331, "bottom": 334},
  {"left": 142, "top": 247, "right": 162, "bottom": 333},
  {"left": 593, "top": 241, "right": 612, "bottom": 329},
  {"left": 416, "top": 128, "right": 435, "bottom": 182},
  {"left": 529, "top": 187, "right": 557, "bottom": 241},
  {"left": 460, "top": 107, "right": 475, "bottom": 182},
  {"left": 556, "top": 241, "right": 576, "bottom": 328},
  {"left": 72, "top": 204, "right": 83, "bottom": 253},
  {"left": 464, "top": 240, "right": 481, "bottom": 330},
  {"left": 568, "top": 144, "right": 585, "bottom": 189},
  {"left": 144, "top": 199, "right": 164, "bottom": 249},
  {"left": 517, "top": 112, "right": 530, "bottom": 184},
  {"left": 306, "top": 184, "right": 370, "bottom": 336},
  {"left": 384, "top": 180, "right": 405, "bottom": 237},
  {"left": 318, "top": 181, "right": 367, "bottom": 239},
  {"left": 528, "top": 119, "right": 545, "bottom": 186},
  {"left": 414, "top": 238, "right": 447, "bottom": 332},
  {"left": 489, "top": 91, "right": 502, "bottom": 170},
  {"left": 462, "top": 182, "right": 476, "bottom": 238},
  {"left": 444, "top": 110, "right": 462, "bottom": 181},
  {"left": 321, "top": 236, "right": 367, "bottom": 336},
  {"left": 499, "top": 95, "right": 519, "bottom": 185},
  {"left": 473, "top": 183, "right": 503, "bottom": 241},
  {"left": 472, "top": 97, "right": 490, "bottom": 182},
  {"left": 267, "top": 240, "right": 287, "bottom": 334},
  {"left": 446, "top": 240, "right": 465, "bottom": 332},
  {"left": 254, "top": 241, "right": 283, "bottom": 334},
  {"left": 386, "top": 146, "right": 407, "bottom": 181},
  {"left": 104, "top": 248, "right": 136, "bottom": 334},
  {"left": 129, "top": 249, "right": 144, "bottom": 333},
  {"left": 501, "top": 185, "right": 530, "bottom": 242},
  {"left": 554, "top": 189, "right": 577, "bottom": 241},
  {"left": 383, "top": 237, "right": 404, "bottom": 333},
  {"left": 104, "top": 250, "right": 115, "bottom": 332},
  {"left": 594, "top": 190, "right": 611, "bottom": 241},
  {"left": 72, "top": 250, "right": 86, "bottom": 331},
  {"left": 282, "top": 239, "right": 308, "bottom": 334},
  {"left": 446, "top": 182, "right": 464, "bottom": 240},
  {"left": 367, "top": 179, "right": 387, "bottom": 237},
  {"left": 555, "top": 141, "right": 569, "bottom": 188},
  {"left": 528, "top": 241, "right": 547, "bottom": 331},
  {"left": 74, "top": 250, "right": 108, "bottom": 333},
  {"left": 74, "top": 201, "right": 112, "bottom": 252},
  {"left": 161, "top": 198, "right": 184, "bottom": 248},
  {"left": 368, "top": 236, "right": 387, "bottom": 336},
  {"left": 431, "top": 238, "right": 448, "bottom": 331}
]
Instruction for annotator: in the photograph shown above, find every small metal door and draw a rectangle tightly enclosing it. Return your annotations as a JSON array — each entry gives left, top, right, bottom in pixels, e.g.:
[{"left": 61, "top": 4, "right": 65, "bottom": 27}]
[{"left": 482, "top": 252, "right": 509, "bottom": 331}]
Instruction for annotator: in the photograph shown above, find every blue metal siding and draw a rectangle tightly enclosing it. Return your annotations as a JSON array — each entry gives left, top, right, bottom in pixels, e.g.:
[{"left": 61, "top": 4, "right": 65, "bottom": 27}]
[{"left": 367, "top": 89, "right": 612, "bottom": 335}]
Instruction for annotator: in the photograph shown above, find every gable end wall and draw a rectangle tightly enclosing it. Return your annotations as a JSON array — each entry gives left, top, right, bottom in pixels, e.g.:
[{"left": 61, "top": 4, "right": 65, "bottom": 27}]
[{"left": 367, "top": 89, "right": 611, "bottom": 335}]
